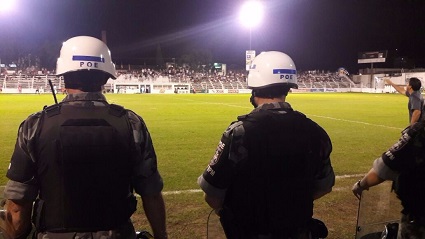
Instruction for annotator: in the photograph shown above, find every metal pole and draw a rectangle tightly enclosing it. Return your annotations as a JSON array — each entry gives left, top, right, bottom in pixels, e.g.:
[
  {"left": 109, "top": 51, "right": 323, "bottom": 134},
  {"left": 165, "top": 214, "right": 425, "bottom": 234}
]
[{"left": 249, "top": 28, "right": 252, "bottom": 50}]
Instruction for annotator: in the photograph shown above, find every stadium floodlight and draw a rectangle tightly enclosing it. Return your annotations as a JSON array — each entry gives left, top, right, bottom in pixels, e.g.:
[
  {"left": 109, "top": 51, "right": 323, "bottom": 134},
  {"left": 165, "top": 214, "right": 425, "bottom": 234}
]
[
  {"left": 239, "top": 1, "right": 264, "bottom": 29},
  {"left": 239, "top": 0, "right": 264, "bottom": 50},
  {"left": 0, "top": 0, "right": 17, "bottom": 13}
]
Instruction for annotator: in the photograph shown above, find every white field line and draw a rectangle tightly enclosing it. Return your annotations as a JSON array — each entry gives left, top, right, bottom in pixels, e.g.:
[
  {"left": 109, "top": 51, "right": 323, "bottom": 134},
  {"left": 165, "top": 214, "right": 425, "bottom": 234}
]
[
  {"left": 159, "top": 174, "right": 365, "bottom": 196},
  {"left": 335, "top": 174, "right": 364, "bottom": 179},
  {"left": 178, "top": 98, "right": 251, "bottom": 109},
  {"left": 309, "top": 114, "right": 404, "bottom": 131},
  {"left": 178, "top": 98, "right": 404, "bottom": 131}
]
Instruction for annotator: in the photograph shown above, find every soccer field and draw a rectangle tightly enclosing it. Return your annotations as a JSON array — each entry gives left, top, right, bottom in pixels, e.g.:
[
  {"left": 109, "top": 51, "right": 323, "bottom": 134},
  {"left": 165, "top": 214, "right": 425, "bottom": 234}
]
[{"left": 0, "top": 92, "right": 408, "bottom": 238}]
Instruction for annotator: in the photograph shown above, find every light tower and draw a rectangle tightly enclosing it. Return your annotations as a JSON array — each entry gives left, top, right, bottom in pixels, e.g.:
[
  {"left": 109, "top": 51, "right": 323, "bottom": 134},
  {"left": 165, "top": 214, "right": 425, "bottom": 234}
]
[
  {"left": 239, "top": 0, "right": 264, "bottom": 50},
  {"left": 0, "top": 0, "right": 17, "bottom": 13},
  {"left": 239, "top": 0, "right": 264, "bottom": 70}
]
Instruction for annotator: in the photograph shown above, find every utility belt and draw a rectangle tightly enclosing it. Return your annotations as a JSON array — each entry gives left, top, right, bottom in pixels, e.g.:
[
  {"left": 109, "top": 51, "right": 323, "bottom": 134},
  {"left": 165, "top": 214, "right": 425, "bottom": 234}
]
[
  {"left": 219, "top": 207, "right": 328, "bottom": 239},
  {"left": 34, "top": 222, "right": 136, "bottom": 239},
  {"left": 32, "top": 195, "right": 137, "bottom": 233},
  {"left": 250, "top": 228, "right": 311, "bottom": 239}
]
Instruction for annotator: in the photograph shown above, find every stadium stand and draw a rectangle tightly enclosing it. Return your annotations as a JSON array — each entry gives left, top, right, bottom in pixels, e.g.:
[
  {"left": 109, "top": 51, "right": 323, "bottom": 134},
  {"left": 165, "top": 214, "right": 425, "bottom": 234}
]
[
  {"left": 0, "top": 69, "right": 357, "bottom": 94},
  {"left": 0, "top": 63, "right": 374, "bottom": 94}
]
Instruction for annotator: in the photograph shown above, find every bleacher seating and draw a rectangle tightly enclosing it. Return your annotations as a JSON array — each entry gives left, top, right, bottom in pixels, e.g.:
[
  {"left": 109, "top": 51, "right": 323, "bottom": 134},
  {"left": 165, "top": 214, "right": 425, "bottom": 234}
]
[{"left": 0, "top": 68, "right": 357, "bottom": 93}]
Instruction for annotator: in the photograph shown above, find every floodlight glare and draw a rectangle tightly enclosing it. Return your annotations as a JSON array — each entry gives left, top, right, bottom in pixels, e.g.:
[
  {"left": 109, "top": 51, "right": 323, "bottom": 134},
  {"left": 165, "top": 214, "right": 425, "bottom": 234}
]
[
  {"left": 239, "top": 1, "right": 264, "bottom": 29},
  {"left": 0, "top": 0, "right": 17, "bottom": 13}
]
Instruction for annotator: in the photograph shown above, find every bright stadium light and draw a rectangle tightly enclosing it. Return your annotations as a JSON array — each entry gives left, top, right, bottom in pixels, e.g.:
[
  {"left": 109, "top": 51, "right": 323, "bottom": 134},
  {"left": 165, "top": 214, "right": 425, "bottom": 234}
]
[
  {"left": 0, "top": 0, "right": 17, "bottom": 13},
  {"left": 239, "top": 0, "right": 264, "bottom": 50},
  {"left": 239, "top": 1, "right": 264, "bottom": 29}
]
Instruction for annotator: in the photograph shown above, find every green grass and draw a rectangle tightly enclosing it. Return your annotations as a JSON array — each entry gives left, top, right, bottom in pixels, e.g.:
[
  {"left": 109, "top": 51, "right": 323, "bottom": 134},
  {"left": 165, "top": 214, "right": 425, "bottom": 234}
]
[{"left": 0, "top": 92, "right": 409, "bottom": 238}]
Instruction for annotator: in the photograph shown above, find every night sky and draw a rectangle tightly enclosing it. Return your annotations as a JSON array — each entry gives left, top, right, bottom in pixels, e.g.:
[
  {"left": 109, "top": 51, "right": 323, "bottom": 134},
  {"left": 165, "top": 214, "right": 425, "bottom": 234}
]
[{"left": 1, "top": 0, "right": 425, "bottom": 73}]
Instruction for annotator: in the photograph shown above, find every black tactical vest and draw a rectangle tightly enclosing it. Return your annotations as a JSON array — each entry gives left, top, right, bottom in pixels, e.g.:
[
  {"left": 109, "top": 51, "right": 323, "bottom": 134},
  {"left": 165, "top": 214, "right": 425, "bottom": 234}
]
[
  {"left": 33, "top": 102, "right": 137, "bottom": 232},
  {"left": 396, "top": 165, "right": 425, "bottom": 217},
  {"left": 385, "top": 123, "right": 425, "bottom": 217},
  {"left": 223, "top": 109, "right": 323, "bottom": 235}
]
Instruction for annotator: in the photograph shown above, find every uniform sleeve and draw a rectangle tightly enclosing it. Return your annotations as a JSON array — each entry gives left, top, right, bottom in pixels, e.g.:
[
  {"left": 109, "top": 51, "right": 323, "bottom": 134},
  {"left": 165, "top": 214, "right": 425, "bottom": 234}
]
[
  {"left": 198, "top": 121, "right": 244, "bottom": 200},
  {"left": 5, "top": 114, "right": 41, "bottom": 201},
  {"left": 372, "top": 157, "right": 399, "bottom": 181},
  {"left": 411, "top": 93, "right": 422, "bottom": 110},
  {"left": 127, "top": 111, "right": 163, "bottom": 196},
  {"left": 4, "top": 180, "right": 38, "bottom": 201},
  {"left": 312, "top": 125, "right": 335, "bottom": 194},
  {"left": 381, "top": 122, "right": 425, "bottom": 172}
]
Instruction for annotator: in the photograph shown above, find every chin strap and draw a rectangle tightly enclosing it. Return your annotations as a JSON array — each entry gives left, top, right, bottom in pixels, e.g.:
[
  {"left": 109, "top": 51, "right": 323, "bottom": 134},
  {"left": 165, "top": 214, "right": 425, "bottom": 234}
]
[
  {"left": 250, "top": 93, "right": 257, "bottom": 108},
  {"left": 250, "top": 94, "right": 257, "bottom": 108}
]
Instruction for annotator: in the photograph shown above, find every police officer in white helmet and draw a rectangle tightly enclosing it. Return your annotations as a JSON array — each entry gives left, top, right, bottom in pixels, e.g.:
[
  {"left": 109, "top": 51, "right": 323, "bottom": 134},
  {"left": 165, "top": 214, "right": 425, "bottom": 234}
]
[
  {"left": 2, "top": 36, "right": 167, "bottom": 239},
  {"left": 198, "top": 51, "right": 335, "bottom": 238}
]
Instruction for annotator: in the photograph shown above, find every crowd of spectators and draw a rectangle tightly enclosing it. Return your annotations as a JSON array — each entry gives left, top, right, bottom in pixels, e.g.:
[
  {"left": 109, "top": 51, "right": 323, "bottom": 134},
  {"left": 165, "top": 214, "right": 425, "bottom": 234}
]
[
  {"left": 1, "top": 64, "right": 355, "bottom": 92},
  {"left": 112, "top": 66, "right": 250, "bottom": 91},
  {"left": 297, "top": 70, "right": 354, "bottom": 88},
  {"left": 112, "top": 66, "right": 354, "bottom": 90},
  {"left": 114, "top": 66, "right": 246, "bottom": 82}
]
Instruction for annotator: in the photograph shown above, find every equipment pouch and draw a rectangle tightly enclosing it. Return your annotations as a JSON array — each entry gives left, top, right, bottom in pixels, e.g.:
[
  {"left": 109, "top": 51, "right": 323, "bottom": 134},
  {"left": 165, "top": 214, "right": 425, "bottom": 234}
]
[
  {"left": 309, "top": 218, "right": 328, "bottom": 238},
  {"left": 127, "top": 195, "right": 137, "bottom": 218},
  {"left": 31, "top": 199, "right": 44, "bottom": 231},
  {"left": 219, "top": 207, "right": 240, "bottom": 239},
  {"left": 380, "top": 222, "right": 398, "bottom": 239}
]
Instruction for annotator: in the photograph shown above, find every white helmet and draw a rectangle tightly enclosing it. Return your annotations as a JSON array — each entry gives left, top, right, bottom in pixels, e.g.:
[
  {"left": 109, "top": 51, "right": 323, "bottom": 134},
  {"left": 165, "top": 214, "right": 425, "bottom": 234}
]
[
  {"left": 56, "top": 36, "right": 117, "bottom": 79},
  {"left": 247, "top": 51, "right": 297, "bottom": 89}
]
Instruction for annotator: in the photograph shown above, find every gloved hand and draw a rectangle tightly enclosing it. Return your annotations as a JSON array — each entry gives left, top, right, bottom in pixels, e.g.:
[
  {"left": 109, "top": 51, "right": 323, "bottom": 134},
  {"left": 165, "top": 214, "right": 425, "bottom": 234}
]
[{"left": 352, "top": 180, "right": 368, "bottom": 200}]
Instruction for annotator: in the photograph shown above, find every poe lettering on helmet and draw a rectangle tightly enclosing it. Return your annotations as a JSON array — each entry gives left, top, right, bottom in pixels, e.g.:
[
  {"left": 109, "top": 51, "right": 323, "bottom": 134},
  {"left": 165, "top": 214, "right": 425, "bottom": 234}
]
[
  {"left": 72, "top": 55, "right": 105, "bottom": 69},
  {"left": 273, "top": 68, "right": 296, "bottom": 80}
]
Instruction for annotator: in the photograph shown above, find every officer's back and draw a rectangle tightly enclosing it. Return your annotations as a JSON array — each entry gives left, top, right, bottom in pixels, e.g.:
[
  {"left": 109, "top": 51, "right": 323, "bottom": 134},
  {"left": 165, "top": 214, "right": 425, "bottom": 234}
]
[
  {"left": 198, "top": 51, "right": 335, "bottom": 239},
  {"left": 2, "top": 36, "right": 167, "bottom": 239}
]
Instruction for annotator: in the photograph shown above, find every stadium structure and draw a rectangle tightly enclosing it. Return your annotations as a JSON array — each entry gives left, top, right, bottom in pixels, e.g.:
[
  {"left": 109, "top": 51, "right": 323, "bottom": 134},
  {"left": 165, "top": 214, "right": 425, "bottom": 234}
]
[
  {"left": 2, "top": 45, "right": 424, "bottom": 94},
  {"left": 1, "top": 67, "right": 425, "bottom": 94}
]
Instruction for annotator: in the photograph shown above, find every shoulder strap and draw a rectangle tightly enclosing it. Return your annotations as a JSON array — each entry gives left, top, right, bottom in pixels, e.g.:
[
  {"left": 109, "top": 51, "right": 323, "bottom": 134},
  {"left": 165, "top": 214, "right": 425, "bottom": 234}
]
[
  {"left": 43, "top": 103, "right": 62, "bottom": 118},
  {"left": 108, "top": 104, "right": 126, "bottom": 117}
]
